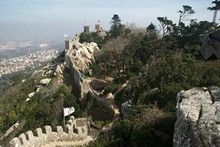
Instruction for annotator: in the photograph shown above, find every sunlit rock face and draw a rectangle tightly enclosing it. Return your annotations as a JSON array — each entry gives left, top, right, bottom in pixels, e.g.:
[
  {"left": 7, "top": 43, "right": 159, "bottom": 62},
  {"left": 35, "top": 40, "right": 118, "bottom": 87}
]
[
  {"left": 65, "top": 36, "right": 99, "bottom": 73},
  {"left": 173, "top": 86, "right": 220, "bottom": 147},
  {"left": 64, "top": 36, "right": 99, "bottom": 98}
]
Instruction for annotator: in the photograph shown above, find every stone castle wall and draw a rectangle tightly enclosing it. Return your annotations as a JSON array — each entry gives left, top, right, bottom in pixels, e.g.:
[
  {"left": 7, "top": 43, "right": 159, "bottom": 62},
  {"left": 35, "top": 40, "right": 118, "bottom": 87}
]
[
  {"left": 64, "top": 36, "right": 114, "bottom": 119},
  {"left": 9, "top": 116, "right": 89, "bottom": 147},
  {"left": 65, "top": 55, "right": 90, "bottom": 99},
  {"left": 64, "top": 37, "right": 115, "bottom": 118}
]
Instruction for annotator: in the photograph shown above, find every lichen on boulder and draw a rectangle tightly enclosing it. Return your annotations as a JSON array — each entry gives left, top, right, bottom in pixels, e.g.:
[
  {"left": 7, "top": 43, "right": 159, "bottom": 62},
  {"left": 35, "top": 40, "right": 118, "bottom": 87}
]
[{"left": 173, "top": 87, "right": 220, "bottom": 147}]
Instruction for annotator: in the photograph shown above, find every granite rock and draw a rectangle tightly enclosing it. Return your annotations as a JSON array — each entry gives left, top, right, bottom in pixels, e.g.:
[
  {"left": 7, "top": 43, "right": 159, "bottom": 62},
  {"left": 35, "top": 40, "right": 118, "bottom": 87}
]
[{"left": 173, "top": 87, "right": 220, "bottom": 147}]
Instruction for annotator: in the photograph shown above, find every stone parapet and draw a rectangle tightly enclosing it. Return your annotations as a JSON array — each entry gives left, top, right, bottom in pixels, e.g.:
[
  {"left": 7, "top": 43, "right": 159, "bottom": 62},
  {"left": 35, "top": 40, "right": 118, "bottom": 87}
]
[{"left": 9, "top": 117, "right": 89, "bottom": 147}]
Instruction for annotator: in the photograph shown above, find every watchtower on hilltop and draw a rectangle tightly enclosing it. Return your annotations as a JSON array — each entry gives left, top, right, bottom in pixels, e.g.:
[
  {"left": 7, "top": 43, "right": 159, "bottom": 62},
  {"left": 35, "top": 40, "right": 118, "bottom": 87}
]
[{"left": 84, "top": 26, "right": 90, "bottom": 33}]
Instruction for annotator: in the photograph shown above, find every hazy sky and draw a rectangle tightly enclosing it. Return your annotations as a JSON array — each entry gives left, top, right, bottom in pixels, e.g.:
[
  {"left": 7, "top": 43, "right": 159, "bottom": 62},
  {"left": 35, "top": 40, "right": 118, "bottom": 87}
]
[{"left": 0, "top": 0, "right": 215, "bottom": 41}]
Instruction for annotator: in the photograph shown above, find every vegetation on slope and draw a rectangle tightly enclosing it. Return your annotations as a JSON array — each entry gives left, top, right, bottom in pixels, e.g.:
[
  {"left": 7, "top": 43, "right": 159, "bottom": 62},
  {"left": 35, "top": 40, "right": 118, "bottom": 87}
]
[
  {"left": 1, "top": 2, "right": 220, "bottom": 147},
  {"left": 0, "top": 53, "right": 83, "bottom": 145},
  {"left": 88, "top": 5, "right": 220, "bottom": 147}
]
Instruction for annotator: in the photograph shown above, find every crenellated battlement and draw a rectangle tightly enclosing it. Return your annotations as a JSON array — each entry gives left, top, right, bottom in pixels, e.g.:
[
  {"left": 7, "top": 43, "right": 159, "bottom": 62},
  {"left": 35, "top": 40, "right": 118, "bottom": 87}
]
[{"left": 9, "top": 116, "right": 90, "bottom": 147}]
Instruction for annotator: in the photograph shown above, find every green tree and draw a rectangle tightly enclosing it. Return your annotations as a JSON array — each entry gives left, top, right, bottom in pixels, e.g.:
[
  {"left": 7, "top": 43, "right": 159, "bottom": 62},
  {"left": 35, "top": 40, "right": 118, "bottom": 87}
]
[
  {"left": 121, "top": 33, "right": 145, "bottom": 77},
  {"left": 146, "top": 23, "right": 156, "bottom": 32},
  {"left": 146, "top": 23, "right": 158, "bottom": 40},
  {"left": 95, "top": 36, "right": 130, "bottom": 79},
  {"left": 172, "top": 20, "right": 217, "bottom": 51},
  {"left": 0, "top": 116, "right": 3, "bottom": 130},
  {"left": 157, "top": 17, "right": 174, "bottom": 37},
  {"left": 178, "top": 5, "right": 195, "bottom": 26},
  {"left": 7, "top": 110, "right": 17, "bottom": 124},
  {"left": 79, "top": 32, "right": 93, "bottom": 43},
  {"left": 208, "top": 0, "right": 220, "bottom": 23},
  {"left": 109, "top": 14, "right": 123, "bottom": 38},
  {"left": 79, "top": 32, "right": 105, "bottom": 47}
]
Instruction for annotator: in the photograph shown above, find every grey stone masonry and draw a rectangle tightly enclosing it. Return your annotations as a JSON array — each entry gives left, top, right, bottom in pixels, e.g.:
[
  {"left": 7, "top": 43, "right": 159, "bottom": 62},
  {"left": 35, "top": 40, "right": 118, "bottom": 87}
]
[{"left": 9, "top": 117, "right": 90, "bottom": 147}]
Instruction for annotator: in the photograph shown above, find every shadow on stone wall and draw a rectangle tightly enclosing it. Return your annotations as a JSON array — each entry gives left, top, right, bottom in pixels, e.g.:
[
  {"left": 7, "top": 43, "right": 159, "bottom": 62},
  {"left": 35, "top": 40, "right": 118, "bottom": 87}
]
[{"left": 81, "top": 90, "right": 115, "bottom": 121}]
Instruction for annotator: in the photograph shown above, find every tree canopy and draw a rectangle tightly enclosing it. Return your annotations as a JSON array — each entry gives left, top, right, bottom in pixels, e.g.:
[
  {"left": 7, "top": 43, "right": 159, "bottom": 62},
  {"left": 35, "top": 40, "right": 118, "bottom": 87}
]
[
  {"left": 109, "top": 14, "right": 123, "bottom": 38},
  {"left": 178, "top": 5, "right": 195, "bottom": 26}
]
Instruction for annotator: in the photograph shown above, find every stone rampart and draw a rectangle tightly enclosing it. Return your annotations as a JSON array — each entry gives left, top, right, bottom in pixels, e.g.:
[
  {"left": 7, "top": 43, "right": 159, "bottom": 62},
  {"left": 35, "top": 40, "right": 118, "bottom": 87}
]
[
  {"left": 9, "top": 116, "right": 89, "bottom": 147},
  {"left": 65, "top": 55, "right": 90, "bottom": 99}
]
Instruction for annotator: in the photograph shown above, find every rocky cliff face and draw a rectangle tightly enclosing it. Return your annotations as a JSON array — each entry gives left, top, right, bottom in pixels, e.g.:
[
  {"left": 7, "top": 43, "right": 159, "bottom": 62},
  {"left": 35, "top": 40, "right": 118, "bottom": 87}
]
[
  {"left": 64, "top": 36, "right": 99, "bottom": 98},
  {"left": 65, "top": 36, "right": 99, "bottom": 73},
  {"left": 173, "top": 86, "right": 220, "bottom": 147},
  {"left": 200, "top": 29, "right": 220, "bottom": 60}
]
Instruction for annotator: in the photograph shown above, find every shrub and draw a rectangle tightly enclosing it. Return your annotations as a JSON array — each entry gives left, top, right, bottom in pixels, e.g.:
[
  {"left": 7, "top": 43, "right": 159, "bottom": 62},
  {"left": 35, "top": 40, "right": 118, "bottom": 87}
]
[
  {"left": 89, "top": 64, "right": 100, "bottom": 77},
  {"left": 103, "top": 83, "right": 119, "bottom": 95},
  {"left": 129, "top": 104, "right": 164, "bottom": 129}
]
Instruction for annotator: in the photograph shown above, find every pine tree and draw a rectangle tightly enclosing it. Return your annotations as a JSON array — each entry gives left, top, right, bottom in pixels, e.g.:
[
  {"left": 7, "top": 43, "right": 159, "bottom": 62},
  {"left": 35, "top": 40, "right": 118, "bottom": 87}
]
[{"left": 109, "top": 14, "right": 122, "bottom": 38}]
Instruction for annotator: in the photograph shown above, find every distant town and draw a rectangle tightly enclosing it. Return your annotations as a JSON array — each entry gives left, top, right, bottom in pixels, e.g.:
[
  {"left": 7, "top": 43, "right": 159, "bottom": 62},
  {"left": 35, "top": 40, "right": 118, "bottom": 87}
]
[{"left": 0, "top": 40, "right": 60, "bottom": 77}]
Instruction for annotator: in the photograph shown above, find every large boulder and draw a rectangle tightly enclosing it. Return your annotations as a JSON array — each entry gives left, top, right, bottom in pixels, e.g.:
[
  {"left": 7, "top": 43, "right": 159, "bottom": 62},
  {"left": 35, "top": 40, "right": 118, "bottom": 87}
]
[
  {"left": 173, "top": 87, "right": 220, "bottom": 147},
  {"left": 87, "top": 42, "right": 100, "bottom": 53},
  {"left": 200, "top": 29, "right": 220, "bottom": 60},
  {"left": 65, "top": 40, "right": 98, "bottom": 73},
  {"left": 28, "top": 92, "right": 35, "bottom": 98},
  {"left": 121, "top": 100, "right": 133, "bottom": 118},
  {"left": 40, "top": 78, "right": 51, "bottom": 85}
]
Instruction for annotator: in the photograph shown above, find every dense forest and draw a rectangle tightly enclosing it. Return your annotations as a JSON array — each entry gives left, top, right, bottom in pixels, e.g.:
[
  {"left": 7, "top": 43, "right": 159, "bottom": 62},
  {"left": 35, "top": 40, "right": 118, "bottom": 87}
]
[{"left": 1, "top": 2, "right": 220, "bottom": 147}]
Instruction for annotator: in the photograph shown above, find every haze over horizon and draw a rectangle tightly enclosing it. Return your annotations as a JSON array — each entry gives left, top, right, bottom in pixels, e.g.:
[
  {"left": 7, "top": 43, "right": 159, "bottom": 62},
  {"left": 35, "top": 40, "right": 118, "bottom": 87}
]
[{"left": 0, "top": 0, "right": 214, "bottom": 41}]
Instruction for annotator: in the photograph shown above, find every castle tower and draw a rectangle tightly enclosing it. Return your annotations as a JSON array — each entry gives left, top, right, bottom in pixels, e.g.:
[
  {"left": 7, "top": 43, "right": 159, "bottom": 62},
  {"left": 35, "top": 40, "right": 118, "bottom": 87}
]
[
  {"left": 65, "top": 41, "right": 69, "bottom": 50},
  {"left": 95, "top": 20, "right": 101, "bottom": 31},
  {"left": 64, "top": 34, "right": 69, "bottom": 50},
  {"left": 84, "top": 26, "right": 90, "bottom": 33}
]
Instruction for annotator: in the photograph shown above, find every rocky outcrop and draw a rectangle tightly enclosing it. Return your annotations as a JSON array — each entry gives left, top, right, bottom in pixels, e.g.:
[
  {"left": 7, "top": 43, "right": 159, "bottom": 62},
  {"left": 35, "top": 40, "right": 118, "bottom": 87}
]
[
  {"left": 200, "top": 29, "right": 220, "bottom": 60},
  {"left": 173, "top": 86, "right": 220, "bottom": 147},
  {"left": 65, "top": 36, "right": 99, "bottom": 98},
  {"left": 65, "top": 36, "right": 99, "bottom": 73},
  {"left": 27, "top": 92, "right": 35, "bottom": 98},
  {"left": 40, "top": 78, "right": 51, "bottom": 85},
  {"left": 121, "top": 100, "right": 132, "bottom": 118}
]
